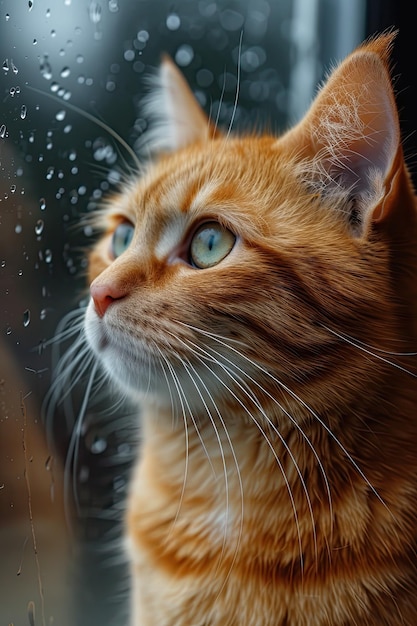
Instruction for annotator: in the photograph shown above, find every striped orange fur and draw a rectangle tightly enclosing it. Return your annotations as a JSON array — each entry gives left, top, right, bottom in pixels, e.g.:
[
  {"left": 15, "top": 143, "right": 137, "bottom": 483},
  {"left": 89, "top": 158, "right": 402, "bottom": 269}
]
[{"left": 83, "top": 33, "right": 417, "bottom": 625}]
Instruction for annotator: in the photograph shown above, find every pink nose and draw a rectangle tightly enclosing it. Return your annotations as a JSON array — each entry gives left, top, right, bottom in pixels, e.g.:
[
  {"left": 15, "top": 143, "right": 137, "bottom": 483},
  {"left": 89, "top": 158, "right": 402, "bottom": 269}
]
[{"left": 90, "top": 280, "right": 126, "bottom": 317}]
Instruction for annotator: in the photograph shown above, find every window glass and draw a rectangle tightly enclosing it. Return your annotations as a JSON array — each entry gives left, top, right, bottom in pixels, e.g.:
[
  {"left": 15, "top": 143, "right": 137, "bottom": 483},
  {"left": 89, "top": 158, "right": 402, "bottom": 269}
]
[{"left": 0, "top": 1, "right": 365, "bottom": 624}]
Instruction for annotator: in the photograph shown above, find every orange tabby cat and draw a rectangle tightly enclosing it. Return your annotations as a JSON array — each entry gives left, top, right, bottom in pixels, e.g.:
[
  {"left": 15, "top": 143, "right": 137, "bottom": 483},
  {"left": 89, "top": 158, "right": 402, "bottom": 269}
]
[{"left": 81, "top": 33, "right": 417, "bottom": 625}]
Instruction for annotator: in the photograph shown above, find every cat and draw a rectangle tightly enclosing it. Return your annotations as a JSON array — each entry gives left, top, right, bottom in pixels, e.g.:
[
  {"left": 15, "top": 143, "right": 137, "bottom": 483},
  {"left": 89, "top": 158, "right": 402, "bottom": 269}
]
[{"left": 64, "top": 32, "right": 417, "bottom": 625}]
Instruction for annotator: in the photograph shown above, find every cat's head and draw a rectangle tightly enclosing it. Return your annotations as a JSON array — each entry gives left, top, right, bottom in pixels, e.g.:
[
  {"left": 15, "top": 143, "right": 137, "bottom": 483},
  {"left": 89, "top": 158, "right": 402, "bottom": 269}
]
[{"left": 84, "top": 33, "right": 417, "bottom": 421}]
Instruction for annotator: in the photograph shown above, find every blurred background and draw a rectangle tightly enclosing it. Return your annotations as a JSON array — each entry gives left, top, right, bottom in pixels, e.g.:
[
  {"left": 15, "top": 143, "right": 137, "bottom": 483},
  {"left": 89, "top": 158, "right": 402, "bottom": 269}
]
[{"left": 0, "top": 1, "right": 415, "bottom": 624}]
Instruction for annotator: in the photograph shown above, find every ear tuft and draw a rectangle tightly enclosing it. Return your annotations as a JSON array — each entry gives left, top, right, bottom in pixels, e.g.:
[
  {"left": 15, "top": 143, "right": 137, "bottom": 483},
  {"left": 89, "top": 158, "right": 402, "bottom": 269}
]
[
  {"left": 140, "top": 55, "right": 213, "bottom": 154},
  {"left": 282, "top": 33, "right": 401, "bottom": 235}
]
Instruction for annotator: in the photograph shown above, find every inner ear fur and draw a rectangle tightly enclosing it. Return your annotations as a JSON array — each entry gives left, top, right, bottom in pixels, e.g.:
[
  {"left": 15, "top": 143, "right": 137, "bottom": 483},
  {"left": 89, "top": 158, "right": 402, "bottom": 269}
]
[{"left": 280, "top": 33, "right": 402, "bottom": 234}]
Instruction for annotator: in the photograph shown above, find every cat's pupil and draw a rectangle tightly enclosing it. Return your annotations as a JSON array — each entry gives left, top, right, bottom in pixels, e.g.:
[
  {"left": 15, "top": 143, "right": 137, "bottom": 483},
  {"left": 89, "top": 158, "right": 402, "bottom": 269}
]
[
  {"left": 189, "top": 221, "right": 235, "bottom": 269},
  {"left": 111, "top": 222, "right": 134, "bottom": 258}
]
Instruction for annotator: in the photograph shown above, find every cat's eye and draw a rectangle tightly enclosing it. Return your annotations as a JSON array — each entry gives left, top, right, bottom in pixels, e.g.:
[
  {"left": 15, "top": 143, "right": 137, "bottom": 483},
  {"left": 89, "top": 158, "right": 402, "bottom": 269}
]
[
  {"left": 111, "top": 221, "right": 135, "bottom": 258},
  {"left": 189, "top": 221, "right": 236, "bottom": 269}
]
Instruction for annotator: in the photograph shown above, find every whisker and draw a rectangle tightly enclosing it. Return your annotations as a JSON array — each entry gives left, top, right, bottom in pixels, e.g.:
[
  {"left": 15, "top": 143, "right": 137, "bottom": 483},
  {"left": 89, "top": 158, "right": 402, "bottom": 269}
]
[
  {"left": 322, "top": 324, "right": 417, "bottom": 377},
  {"left": 180, "top": 335, "right": 321, "bottom": 567},
  {"left": 25, "top": 84, "right": 142, "bottom": 173},
  {"left": 180, "top": 321, "right": 392, "bottom": 522},
  {"left": 64, "top": 359, "right": 99, "bottom": 526},
  {"left": 172, "top": 333, "right": 305, "bottom": 576},
  {"left": 180, "top": 358, "right": 241, "bottom": 577},
  {"left": 226, "top": 29, "right": 244, "bottom": 140}
]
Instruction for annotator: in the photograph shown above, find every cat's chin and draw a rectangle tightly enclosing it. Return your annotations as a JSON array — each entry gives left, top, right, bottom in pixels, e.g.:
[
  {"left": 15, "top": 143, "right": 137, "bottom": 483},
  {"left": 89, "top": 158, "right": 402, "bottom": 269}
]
[{"left": 84, "top": 302, "right": 165, "bottom": 401}]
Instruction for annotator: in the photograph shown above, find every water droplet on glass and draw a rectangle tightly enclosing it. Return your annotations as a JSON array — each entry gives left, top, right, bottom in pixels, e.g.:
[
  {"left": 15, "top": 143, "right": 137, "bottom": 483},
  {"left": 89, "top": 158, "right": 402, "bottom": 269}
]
[
  {"left": 44, "top": 249, "right": 52, "bottom": 263},
  {"left": 90, "top": 436, "right": 107, "bottom": 454},
  {"left": 108, "top": 0, "right": 118, "bottom": 12},
  {"left": 76, "top": 54, "right": 84, "bottom": 64},
  {"left": 89, "top": 1, "right": 102, "bottom": 24},
  {"left": 55, "top": 110, "right": 66, "bottom": 121},
  {"left": 20, "top": 105, "right": 27, "bottom": 119},
  {"left": 166, "top": 13, "right": 181, "bottom": 31},
  {"left": 46, "top": 8, "right": 51, "bottom": 17},
  {"left": 15, "top": 224, "right": 22, "bottom": 234},
  {"left": 50, "top": 29, "right": 56, "bottom": 37},
  {"left": 0, "top": 124, "right": 7, "bottom": 138},
  {"left": 123, "top": 50, "right": 134, "bottom": 62},
  {"left": 40, "top": 308, "right": 47, "bottom": 320},
  {"left": 45, "top": 455, "right": 53, "bottom": 470},
  {"left": 6, "top": 327, "right": 12, "bottom": 335},
  {"left": 40, "top": 57, "right": 52, "bottom": 80},
  {"left": 33, "top": 38, "right": 37, "bottom": 45},
  {"left": 1, "top": 260, "right": 6, "bottom": 268},
  {"left": 175, "top": 44, "right": 194, "bottom": 67},
  {"left": 35, "top": 219, "right": 44, "bottom": 235},
  {"left": 28, "top": 1, "right": 33, "bottom": 11},
  {"left": 60, "top": 66, "right": 70, "bottom": 78},
  {"left": 28, "top": 600, "right": 35, "bottom": 626},
  {"left": 39, "top": 197, "right": 46, "bottom": 210},
  {"left": 137, "top": 30, "right": 149, "bottom": 43},
  {"left": 46, "top": 167, "right": 54, "bottom": 180},
  {"left": 2, "top": 58, "right": 9, "bottom": 72},
  {"left": 23, "top": 309, "right": 30, "bottom": 327},
  {"left": 11, "top": 60, "right": 18, "bottom": 74},
  {"left": 5, "top": 13, "right": 10, "bottom": 21}
]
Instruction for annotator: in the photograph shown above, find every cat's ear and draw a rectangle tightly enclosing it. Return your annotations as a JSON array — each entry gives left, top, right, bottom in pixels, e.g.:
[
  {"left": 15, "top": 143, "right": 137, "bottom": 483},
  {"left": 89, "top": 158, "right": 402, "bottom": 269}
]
[
  {"left": 281, "top": 32, "right": 402, "bottom": 234},
  {"left": 142, "top": 55, "right": 218, "bottom": 153}
]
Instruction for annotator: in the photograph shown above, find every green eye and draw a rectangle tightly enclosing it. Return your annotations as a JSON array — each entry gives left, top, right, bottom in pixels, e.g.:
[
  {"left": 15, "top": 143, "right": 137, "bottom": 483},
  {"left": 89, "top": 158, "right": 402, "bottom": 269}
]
[
  {"left": 190, "top": 221, "right": 236, "bottom": 269},
  {"left": 111, "top": 222, "right": 134, "bottom": 258}
]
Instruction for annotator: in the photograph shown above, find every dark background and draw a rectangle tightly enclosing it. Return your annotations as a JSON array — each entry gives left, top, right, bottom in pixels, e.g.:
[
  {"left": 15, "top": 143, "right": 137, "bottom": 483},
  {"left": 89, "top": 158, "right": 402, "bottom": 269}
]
[{"left": 0, "top": 1, "right": 415, "bottom": 624}]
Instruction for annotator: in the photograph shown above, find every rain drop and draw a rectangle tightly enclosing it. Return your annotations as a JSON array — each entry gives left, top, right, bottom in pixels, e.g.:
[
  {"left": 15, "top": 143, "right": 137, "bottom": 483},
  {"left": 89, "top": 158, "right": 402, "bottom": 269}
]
[
  {"left": 40, "top": 57, "right": 52, "bottom": 80},
  {"left": 46, "top": 8, "right": 51, "bottom": 17},
  {"left": 175, "top": 44, "right": 194, "bottom": 67},
  {"left": 55, "top": 110, "right": 66, "bottom": 121},
  {"left": 46, "top": 167, "right": 54, "bottom": 179},
  {"left": 28, "top": 1, "right": 33, "bottom": 11},
  {"left": 35, "top": 219, "right": 44, "bottom": 235},
  {"left": 44, "top": 249, "right": 53, "bottom": 263},
  {"left": 6, "top": 327, "right": 12, "bottom": 335},
  {"left": 20, "top": 105, "right": 27, "bottom": 119},
  {"left": 39, "top": 197, "right": 46, "bottom": 210},
  {"left": 108, "top": 0, "right": 118, "bottom": 12},
  {"left": 89, "top": 1, "right": 102, "bottom": 24},
  {"left": 90, "top": 436, "right": 107, "bottom": 454},
  {"left": 5, "top": 13, "right": 10, "bottom": 21},
  {"left": 0, "top": 124, "right": 6, "bottom": 139},
  {"left": 28, "top": 601, "right": 35, "bottom": 626},
  {"left": 10, "top": 185, "right": 16, "bottom": 193},
  {"left": 11, "top": 60, "right": 18, "bottom": 74},
  {"left": 33, "top": 38, "right": 37, "bottom": 45},
  {"left": 60, "top": 66, "right": 70, "bottom": 78},
  {"left": 15, "top": 224, "right": 22, "bottom": 234},
  {"left": 2, "top": 58, "right": 9, "bottom": 72},
  {"left": 23, "top": 309, "right": 31, "bottom": 327},
  {"left": 166, "top": 13, "right": 181, "bottom": 31}
]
